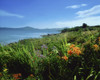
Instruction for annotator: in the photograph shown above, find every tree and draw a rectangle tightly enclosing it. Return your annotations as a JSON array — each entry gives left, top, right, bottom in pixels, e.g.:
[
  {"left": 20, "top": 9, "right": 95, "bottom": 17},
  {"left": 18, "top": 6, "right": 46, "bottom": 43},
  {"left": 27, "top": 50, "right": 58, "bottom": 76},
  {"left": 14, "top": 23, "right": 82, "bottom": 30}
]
[{"left": 82, "top": 23, "right": 88, "bottom": 28}]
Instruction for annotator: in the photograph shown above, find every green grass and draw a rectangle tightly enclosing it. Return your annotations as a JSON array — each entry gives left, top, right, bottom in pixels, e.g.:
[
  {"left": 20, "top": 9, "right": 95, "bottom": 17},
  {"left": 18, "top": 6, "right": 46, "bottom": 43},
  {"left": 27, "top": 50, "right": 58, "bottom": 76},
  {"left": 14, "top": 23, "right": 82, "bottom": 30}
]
[{"left": 0, "top": 26, "right": 100, "bottom": 80}]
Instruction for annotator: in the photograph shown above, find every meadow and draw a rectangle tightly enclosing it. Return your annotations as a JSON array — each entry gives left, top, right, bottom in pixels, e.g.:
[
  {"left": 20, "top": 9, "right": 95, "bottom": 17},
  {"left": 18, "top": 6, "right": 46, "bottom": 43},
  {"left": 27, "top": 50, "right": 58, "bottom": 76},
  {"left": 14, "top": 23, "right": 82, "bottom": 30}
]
[{"left": 0, "top": 25, "right": 100, "bottom": 80}]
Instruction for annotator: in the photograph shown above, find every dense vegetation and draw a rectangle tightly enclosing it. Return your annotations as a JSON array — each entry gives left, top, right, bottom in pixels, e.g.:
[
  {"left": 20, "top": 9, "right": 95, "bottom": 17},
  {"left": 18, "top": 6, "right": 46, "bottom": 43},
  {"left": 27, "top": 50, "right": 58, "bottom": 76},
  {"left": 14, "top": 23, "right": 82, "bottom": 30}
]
[
  {"left": 61, "top": 23, "right": 100, "bottom": 33},
  {"left": 0, "top": 24, "right": 100, "bottom": 80}
]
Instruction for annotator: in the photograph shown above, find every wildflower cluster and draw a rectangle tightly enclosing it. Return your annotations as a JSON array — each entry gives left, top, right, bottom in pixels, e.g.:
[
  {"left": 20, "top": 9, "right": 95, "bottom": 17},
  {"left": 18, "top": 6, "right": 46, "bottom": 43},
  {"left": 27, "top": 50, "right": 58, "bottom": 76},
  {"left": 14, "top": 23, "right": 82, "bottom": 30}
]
[
  {"left": 12, "top": 73, "right": 21, "bottom": 80},
  {"left": 36, "top": 50, "right": 46, "bottom": 58},
  {"left": 68, "top": 44, "right": 81, "bottom": 55}
]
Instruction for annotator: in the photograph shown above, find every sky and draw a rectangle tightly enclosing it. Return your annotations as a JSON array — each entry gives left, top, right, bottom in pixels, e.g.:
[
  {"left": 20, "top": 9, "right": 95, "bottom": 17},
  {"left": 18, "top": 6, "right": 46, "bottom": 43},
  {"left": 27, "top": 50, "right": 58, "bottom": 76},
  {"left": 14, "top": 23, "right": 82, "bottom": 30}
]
[{"left": 0, "top": 0, "right": 100, "bottom": 29}]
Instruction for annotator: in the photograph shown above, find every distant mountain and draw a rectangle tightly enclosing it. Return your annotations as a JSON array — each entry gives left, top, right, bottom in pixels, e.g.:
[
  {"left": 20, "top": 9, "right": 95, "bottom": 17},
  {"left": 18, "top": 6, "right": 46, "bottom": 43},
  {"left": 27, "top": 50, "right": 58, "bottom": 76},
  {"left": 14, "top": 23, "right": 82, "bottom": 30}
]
[
  {"left": 0, "top": 26, "right": 63, "bottom": 31},
  {"left": 20, "top": 26, "right": 39, "bottom": 30},
  {"left": 0, "top": 26, "right": 39, "bottom": 30}
]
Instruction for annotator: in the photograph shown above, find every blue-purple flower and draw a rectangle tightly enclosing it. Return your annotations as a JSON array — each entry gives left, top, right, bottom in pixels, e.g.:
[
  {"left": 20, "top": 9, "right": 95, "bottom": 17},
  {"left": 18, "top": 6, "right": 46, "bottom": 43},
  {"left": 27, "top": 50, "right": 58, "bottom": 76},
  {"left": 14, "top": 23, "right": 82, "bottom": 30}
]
[{"left": 41, "top": 44, "right": 48, "bottom": 49}]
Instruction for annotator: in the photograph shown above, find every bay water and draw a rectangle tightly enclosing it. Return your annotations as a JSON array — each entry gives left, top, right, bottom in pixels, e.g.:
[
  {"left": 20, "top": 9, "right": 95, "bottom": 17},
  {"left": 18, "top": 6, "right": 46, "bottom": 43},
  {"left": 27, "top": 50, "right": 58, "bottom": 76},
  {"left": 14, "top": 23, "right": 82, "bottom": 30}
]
[{"left": 0, "top": 29, "right": 60, "bottom": 45}]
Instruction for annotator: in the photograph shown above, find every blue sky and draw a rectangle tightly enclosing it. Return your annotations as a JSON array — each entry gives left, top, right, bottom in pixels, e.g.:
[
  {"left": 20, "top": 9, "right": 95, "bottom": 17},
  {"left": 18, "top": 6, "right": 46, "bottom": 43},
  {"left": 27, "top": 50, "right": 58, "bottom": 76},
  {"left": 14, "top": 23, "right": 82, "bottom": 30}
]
[{"left": 0, "top": 0, "right": 100, "bottom": 29}]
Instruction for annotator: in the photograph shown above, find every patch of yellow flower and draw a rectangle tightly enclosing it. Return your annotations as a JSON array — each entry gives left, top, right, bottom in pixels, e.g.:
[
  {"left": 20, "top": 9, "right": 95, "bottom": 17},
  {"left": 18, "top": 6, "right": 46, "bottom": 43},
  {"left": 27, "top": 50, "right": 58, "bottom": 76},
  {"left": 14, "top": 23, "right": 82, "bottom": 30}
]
[{"left": 3, "top": 68, "right": 8, "bottom": 72}]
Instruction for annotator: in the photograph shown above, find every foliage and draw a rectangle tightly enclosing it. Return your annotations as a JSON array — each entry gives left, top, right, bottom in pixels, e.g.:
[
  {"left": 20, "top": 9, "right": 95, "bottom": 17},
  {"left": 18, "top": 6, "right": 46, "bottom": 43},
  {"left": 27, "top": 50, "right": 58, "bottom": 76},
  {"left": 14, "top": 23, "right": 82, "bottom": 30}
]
[
  {"left": 61, "top": 24, "right": 100, "bottom": 33},
  {"left": 0, "top": 25, "right": 100, "bottom": 80}
]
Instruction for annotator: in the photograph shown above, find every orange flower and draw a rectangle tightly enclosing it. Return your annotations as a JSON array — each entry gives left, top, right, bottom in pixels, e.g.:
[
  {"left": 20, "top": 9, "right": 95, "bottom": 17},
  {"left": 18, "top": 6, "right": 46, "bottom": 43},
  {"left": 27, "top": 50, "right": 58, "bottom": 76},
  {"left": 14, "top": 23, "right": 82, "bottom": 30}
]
[
  {"left": 13, "top": 74, "right": 19, "bottom": 80},
  {"left": 75, "top": 50, "right": 81, "bottom": 55},
  {"left": 68, "top": 46, "right": 81, "bottom": 55},
  {"left": 98, "top": 37, "right": 100, "bottom": 42},
  {"left": 68, "top": 50, "right": 73, "bottom": 55},
  {"left": 12, "top": 73, "right": 21, "bottom": 80},
  {"left": 18, "top": 73, "right": 21, "bottom": 76},
  {"left": 0, "top": 73, "right": 2, "bottom": 77},
  {"left": 62, "top": 56, "right": 68, "bottom": 61},
  {"left": 93, "top": 44, "right": 98, "bottom": 48},
  {"left": 93, "top": 44, "right": 99, "bottom": 51},
  {"left": 30, "top": 74, "right": 34, "bottom": 77},
  {"left": 73, "top": 47, "right": 81, "bottom": 55},
  {"left": 33, "top": 60, "right": 35, "bottom": 63},
  {"left": 70, "top": 44, "right": 75, "bottom": 49}
]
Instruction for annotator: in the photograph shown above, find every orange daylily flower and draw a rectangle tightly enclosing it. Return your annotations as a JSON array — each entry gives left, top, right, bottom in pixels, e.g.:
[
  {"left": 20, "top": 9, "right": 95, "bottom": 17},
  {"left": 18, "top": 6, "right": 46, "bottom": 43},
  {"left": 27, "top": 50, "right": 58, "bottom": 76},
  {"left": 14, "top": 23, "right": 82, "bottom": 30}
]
[
  {"left": 12, "top": 73, "right": 21, "bottom": 80},
  {"left": 18, "top": 73, "right": 21, "bottom": 76},
  {"left": 62, "top": 56, "right": 68, "bottom": 61},
  {"left": 68, "top": 50, "right": 73, "bottom": 55},
  {"left": 70, "top": 44, "right": 75, "bottom": 49},
  {"left": 73, "top": 47, "right": 81, "bottom": 55},
  {"left": 30, "top": 74, "right": 34, "bottom": 77},
  {"left": 93, "top": 44, "right": 99, "bottom": 51},
  {"left": 68, "top": 44, "right": 81, "bottom": 55}
]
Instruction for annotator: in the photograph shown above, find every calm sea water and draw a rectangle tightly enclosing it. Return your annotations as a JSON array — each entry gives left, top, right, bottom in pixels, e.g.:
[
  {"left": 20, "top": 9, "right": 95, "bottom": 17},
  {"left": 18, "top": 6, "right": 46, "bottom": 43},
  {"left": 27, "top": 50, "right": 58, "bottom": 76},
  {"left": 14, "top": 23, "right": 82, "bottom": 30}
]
[{"left": 0, "top": 29, "right": 60, "bottom": 45}]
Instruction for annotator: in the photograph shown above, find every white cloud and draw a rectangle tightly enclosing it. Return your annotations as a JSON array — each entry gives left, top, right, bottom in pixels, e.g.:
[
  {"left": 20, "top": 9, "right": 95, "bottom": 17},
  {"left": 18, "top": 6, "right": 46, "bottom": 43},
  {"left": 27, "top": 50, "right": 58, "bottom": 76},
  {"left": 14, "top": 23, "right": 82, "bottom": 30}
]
[
  {"left": 76, "top": 5, "right": 100, "bottom": 18},
  {"left": 66, "top": 4, "right": 87, "bottom": 9},
  {"left": 81, "top": 4, "right": 87, "bottom": 6},
  {"left": 56, "top": 16, "right": 100, "bottom": 28},
  {"left": 66, "top": 5, "right": 79, "bottom": 9},
  {"left": 0, "top": 10, "right": 24, "bottom": 18},
  {"left": 57, "top": 5, "right": 100, "bottom": 28}
]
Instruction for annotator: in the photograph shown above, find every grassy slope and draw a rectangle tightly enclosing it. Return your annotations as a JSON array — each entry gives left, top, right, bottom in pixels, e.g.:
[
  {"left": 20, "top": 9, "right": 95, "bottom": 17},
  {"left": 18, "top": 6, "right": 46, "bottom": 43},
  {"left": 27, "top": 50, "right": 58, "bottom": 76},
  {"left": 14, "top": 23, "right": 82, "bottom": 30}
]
[{"left": 0, "top": 26, "right": 100, "bottom": 80}]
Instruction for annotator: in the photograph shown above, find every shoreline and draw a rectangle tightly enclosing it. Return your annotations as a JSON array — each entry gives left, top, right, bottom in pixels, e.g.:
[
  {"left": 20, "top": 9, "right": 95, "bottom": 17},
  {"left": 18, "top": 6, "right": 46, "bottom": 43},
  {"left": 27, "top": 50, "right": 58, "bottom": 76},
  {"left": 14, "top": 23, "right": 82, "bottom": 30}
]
[{"left": 0, "top": 32, "right": 60, "bottom": 46}]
